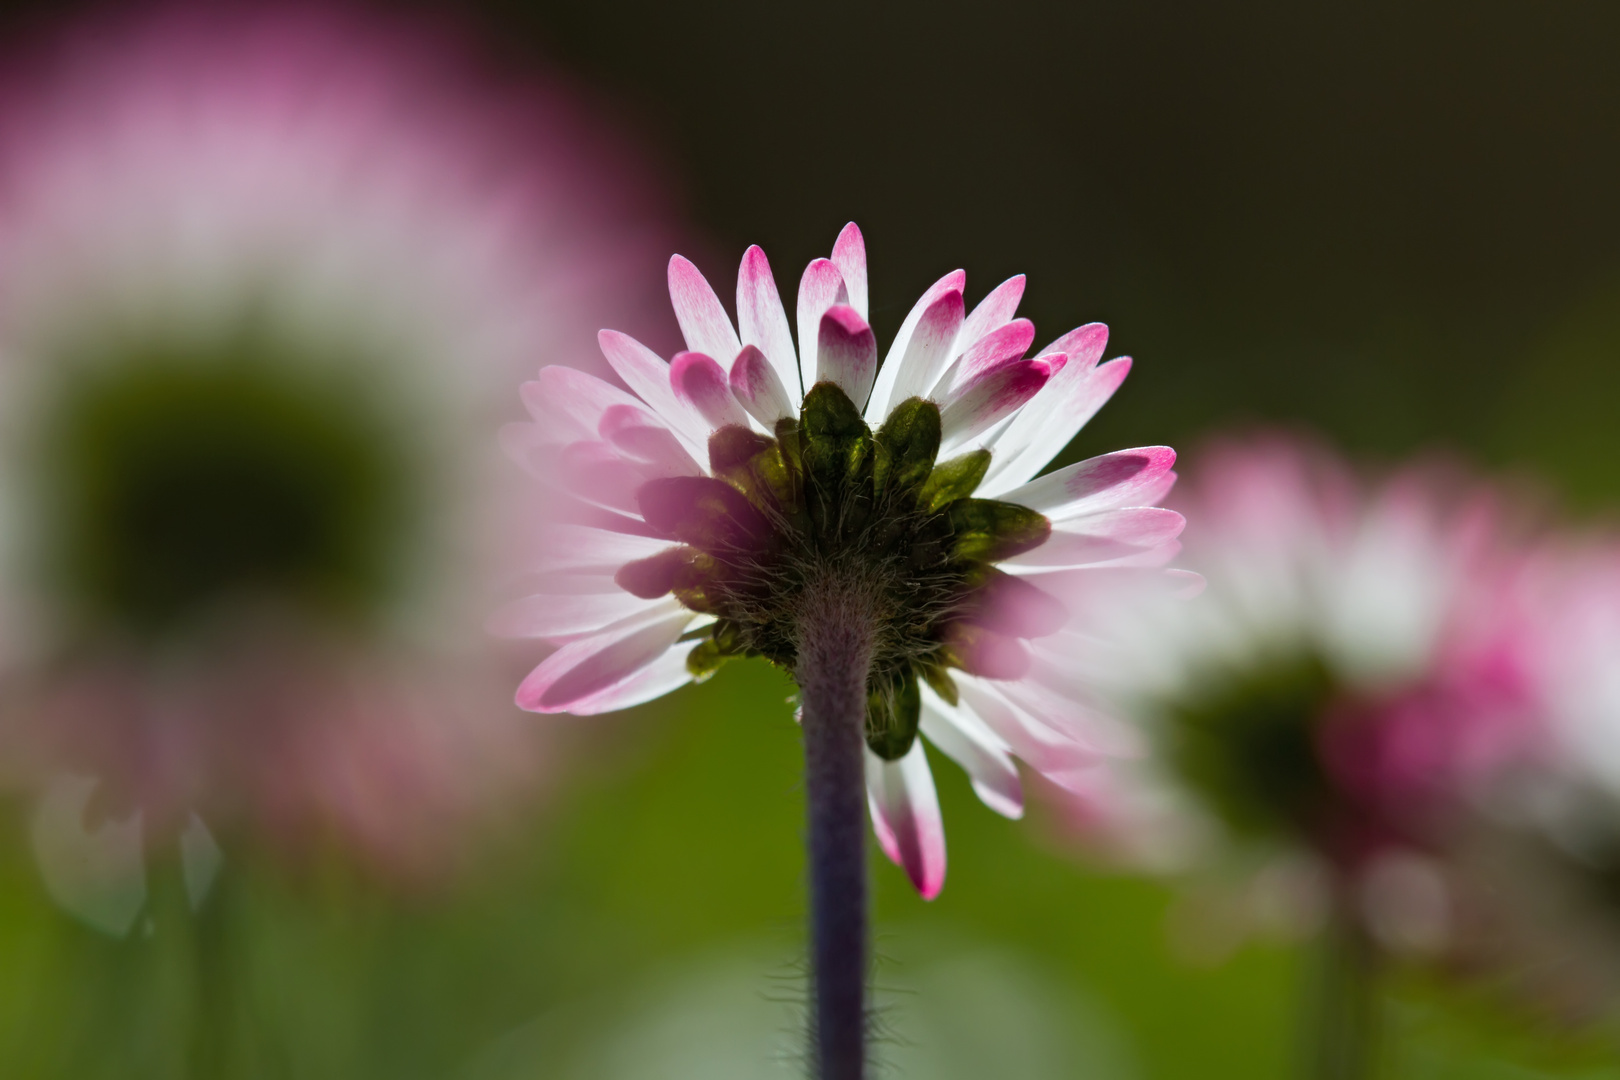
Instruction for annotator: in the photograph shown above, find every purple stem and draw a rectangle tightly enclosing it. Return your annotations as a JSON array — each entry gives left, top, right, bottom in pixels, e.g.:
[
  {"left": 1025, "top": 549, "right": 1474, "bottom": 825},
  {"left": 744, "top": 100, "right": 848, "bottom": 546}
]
[{"left": 797, "top": 580, "right": 874, "bottom": 1080}]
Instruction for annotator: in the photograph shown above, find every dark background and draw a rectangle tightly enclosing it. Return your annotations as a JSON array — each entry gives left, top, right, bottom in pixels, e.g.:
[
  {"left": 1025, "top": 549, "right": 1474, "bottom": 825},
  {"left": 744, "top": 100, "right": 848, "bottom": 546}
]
[{"left": 462, "top": 0, "right": 1620, "bottom": 505}]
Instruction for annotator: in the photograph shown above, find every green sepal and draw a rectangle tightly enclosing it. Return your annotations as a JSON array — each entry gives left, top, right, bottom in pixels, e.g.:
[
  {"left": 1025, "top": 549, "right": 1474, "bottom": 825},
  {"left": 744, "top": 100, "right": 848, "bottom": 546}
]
[
  {"left": 919, "top": 660, "right": 960, "bottom": 707},
  {"left": 709, "top": 424, "right": 799, "bottom": 519},
  {"left": 669, "top": 549, "right": 728, "bottom": 615},
  {"left": 919, "top": 450, "right": 991, "bottom": 512},
  {"left": 873, "top": 397, "right": 941, "bottom": 499},
  {"left": 799, "top": 381, "right": 874, "bottom": 539},
  {"left": 685, "top": 619, "right": 748, "bottom": 680},
  {"left": 946, "top": 498, "right": 1051, "bottom": 562},
  {"left": 864, "top": 668, "right": 922, "bottom": 761},
  {"left": 686, "top": 639, "right": 733, "bottom": 680}
]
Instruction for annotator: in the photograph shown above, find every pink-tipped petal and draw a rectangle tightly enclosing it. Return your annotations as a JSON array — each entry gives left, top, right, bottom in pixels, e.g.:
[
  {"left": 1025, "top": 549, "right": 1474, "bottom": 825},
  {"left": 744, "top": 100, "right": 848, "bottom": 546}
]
[
  {"left": 668, "top": 254, "right": 741, "bottom": 365},
  {"left": 1038, "top": 322, "right": 1109, "bottom": 370},
  {"left": 532, "top": 365, "right": 647, "bottom": 436},
  {"left": 959, "top": 275, "right": 1026, "bottom": 350},
  {"left": 867, "top": 269, "right": 966, "bottom": 420},
  {"left": 954, "top": 677, "right": 1098, "bottom": 774},
  {"left": 736, "top": 245, "right": 800, "bottom": 396},
  {"left": 515, "top": 607, "right": 692, "bottom": 713},
  {"left": 980, "top": 355, "right": 1133, "bottom": 495},
  {"left": 533, "top": 524, "right": 676, "bottom": 573},
  {"left": 728, "top": 343, "right": 795, "bottom": 425},
  {"left": 598, "top": 405, "right": 704, "bottom": 476},
  {"left": 865, "top": 742, "right": 947, "bottom": 899},
  {"left": 567, "top": 639, "right": 700, "bottom": 715},
  {"left": 796, "top": 257, "right": 848, "bottom": 394},
  {"left": 943, "top": 318, "right": 1037, "bottom": 392},
  {"left": 1000, "top": 447, "right": 1178, "bottom": 520},
  {"left": 949, "top": 623, "right": 1032, "bottom": 679},
  {"left": 816, "top": 304, "right": 878, "bottom": 405},
  {"left": 1005, "top": 508, "right": 1187, "bottom": 569},
  {"left": 963, "top": 572, "right": 1069, "bottom": 638},
  {"left": 670, "top": 351, "right": 750, "bottom": 430},
  {"left": 937, "top": 358, "right": 1051, "bottom": 452},
  {"left": 554, "top": 441, "right": 650, "bottom": 514},
  {"left": 884, "top": 288, "right": 965, "bottom": 410},
  {"left": 996, "top": 679, "right": 1145, "bottom": 759},
  {"left": 831, "top": 222, "right": 869, "bottom": 320},
  {"left": 919, "top": 690, "right": 1024, "bottom": 819},
  {"left": 596, "top": 330, "right": 711, "bottom": 455}
]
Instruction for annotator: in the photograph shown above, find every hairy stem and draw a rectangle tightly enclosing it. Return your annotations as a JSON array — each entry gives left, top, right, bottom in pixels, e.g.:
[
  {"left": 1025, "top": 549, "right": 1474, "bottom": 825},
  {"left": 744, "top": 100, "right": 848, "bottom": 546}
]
[{"left": 797, "top": 577, "right": 875, "bottom": 1080}]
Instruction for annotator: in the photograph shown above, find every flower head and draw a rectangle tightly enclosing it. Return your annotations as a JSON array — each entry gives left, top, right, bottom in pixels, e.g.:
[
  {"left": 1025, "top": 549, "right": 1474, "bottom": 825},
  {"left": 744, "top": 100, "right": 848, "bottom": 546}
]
[
  {"left": 0, "top": 2, "right": 670, "bottom": 912},
  {"left": 501, "top": 223, "right": 1186, "bottom": 897},
  {"left": 1437, "top": 544, "right": 1620, "bottom": 1017},
  {"left": 1064, "top": 435, "right": 1543, "bottom": 945}
]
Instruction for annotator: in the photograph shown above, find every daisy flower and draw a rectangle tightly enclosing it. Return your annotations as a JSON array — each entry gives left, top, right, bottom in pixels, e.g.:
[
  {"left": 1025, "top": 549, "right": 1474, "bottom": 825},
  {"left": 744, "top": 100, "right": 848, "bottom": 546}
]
[
  {"left": 1061, "top": 434, "right": 1543, "bottom": 1072},
  {"left": 1071, "top": 436, "right": 1541, "bottom": 917},
  {"left": 1439, "top": 546, "right": 1620, "bottom": 1020},
  {"left": 0, "top": 2, "right": 671, "bottom": 930},
  {"left": 499, "top": 223, "right": 1184, "bottom": 1077}
]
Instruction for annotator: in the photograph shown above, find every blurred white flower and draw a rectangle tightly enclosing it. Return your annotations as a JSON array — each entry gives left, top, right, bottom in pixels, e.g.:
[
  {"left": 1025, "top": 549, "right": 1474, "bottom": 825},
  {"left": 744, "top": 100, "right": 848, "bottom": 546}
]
[{"left": 0, "top": 2, "right": 673, "bottom": 918}]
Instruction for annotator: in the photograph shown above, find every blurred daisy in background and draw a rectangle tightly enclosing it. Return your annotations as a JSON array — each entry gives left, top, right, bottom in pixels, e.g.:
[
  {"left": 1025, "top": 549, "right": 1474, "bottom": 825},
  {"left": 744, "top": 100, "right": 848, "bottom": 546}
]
[
  {"left": 1063, "top": 436, "right": 1546, "bottom": 955},
  {"left": 0, "top": 1, "right": 672, "bottom": 932},
  {"left": 1050, "top": 434, "right": 1555, "bottom": 1072},
  {"left": 1438, "top": 544, "right": 1620, "bottom": 1022}
]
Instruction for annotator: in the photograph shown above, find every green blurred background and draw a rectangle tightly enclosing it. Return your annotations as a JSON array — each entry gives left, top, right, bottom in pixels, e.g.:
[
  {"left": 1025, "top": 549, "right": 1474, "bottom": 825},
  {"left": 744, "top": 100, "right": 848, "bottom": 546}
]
[{"left": 8, "top": 0, "right": 1620, "bottom": 1075}]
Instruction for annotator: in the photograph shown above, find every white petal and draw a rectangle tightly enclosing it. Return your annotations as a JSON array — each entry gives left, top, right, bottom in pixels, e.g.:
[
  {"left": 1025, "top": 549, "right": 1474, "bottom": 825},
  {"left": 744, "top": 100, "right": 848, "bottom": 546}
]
[
  {"left": 865, "top": 742, "right": 947, "bottom": 899},
  {"left": 736, "top": 245, "right": 800, "bottom": 398},
  {"left": 981, "top": 350, "right": 1129, "bottom": 495},
  {"left": 531, "top": 365, "right": 647, "bottom": 436},
  {"left": 816, "top": 304, "right": 878, "bottom": 407},
  {"left": 1004, "top": 508, "right": 1187, "bottom": 569},
  {"left": 796, "top": 257, "right": 847, "bottom": 394},
  {"left": 598, "top": 404, "right": 704, "bottom": 475},
  {"left": 999, "top": 447, "right": 1177, "bottom": 520},
  {"left": 515, "top": 605, "right": 694, "bottom": 713},
  {"left": 938, "top": 357, "right": 1054, "bottom": 453},
  {"left": 568, "top": 640, "right": 699, "bottom": 715},
  {"left": 831, "top": 222, "right": 869, "bottom": 320},
  {"left": 873, "top": 288, "right": 964, "bottom": 421},
  {"left": 959, "top": 274, "right": 1026, "bottom": 346},
  {"left": 668, "top": 254, "right": 741, "bottom": 364},
  {"left": 867, "top": 269, "right": 965, "bottom": 421},
  {"left": 954, "top": 676, "right": 1097, "bottom": 776},
  {"left": 939, "top": 318, "right": 1035, "bottom": 395},
  {"left": 596, "top": 330, "right": 711, "bottom": 457},
  {"left": 671, "top": 351, "right": 750, "bottom": 430},
  {"left": 920, "top": 689, "right": 1024, "bottom": 819},
  {"left": 532, "top": 525, "right": 676, "bottom": 573},
  {"left": 729, "top": 344, "right": 795, "bottom": 425}
]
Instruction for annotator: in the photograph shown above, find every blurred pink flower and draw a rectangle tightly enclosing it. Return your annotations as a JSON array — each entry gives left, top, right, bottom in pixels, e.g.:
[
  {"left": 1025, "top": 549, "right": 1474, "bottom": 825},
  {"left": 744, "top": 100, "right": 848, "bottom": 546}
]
[
  {"left": 1062, "top": 435, "right": 1546, "bottom": 949},
  {"left": 1435, "top": 542, "right": 1620, "bottom": 1017},
  {"left": 497, "top": 222, "right": 1189, "bottom": 898},
  {"left": 0, "top": 2, "right": 673, "bottom": 921}
]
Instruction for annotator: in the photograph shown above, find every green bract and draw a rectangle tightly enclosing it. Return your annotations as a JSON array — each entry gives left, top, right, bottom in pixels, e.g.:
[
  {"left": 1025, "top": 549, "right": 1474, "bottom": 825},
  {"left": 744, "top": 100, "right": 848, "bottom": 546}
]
[{"left": 620, "top": 383, "right": 1051, "bottom": 761}]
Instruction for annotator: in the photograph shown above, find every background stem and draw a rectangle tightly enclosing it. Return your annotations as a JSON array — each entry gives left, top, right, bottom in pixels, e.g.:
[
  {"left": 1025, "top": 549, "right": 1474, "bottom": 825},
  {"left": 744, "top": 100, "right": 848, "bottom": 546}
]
[
  {"left": 796, "top": 579, "right": 875, "bottom": 1080},
  {"left": 1307, "top": 889, "right": 1379, "bottom": 1080}
]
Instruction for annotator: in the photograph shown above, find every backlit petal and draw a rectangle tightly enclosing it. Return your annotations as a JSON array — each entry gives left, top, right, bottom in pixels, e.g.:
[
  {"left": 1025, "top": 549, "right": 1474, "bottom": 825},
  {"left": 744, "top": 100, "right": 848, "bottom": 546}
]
[
  {"left": 865, "top": 742, "right": 947, "bottom": 899},
  {"left": 796, "top": 257, "right": 847, "bottom": 394},
  {"left": 668, "top": 254, "right": 741, "bottom": 364},
  {"left": 736, "top": 245, "right": 799, "bottom": 396},
  {"left": 831, "top": 222, "right": 869, "bottom": 320}
]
